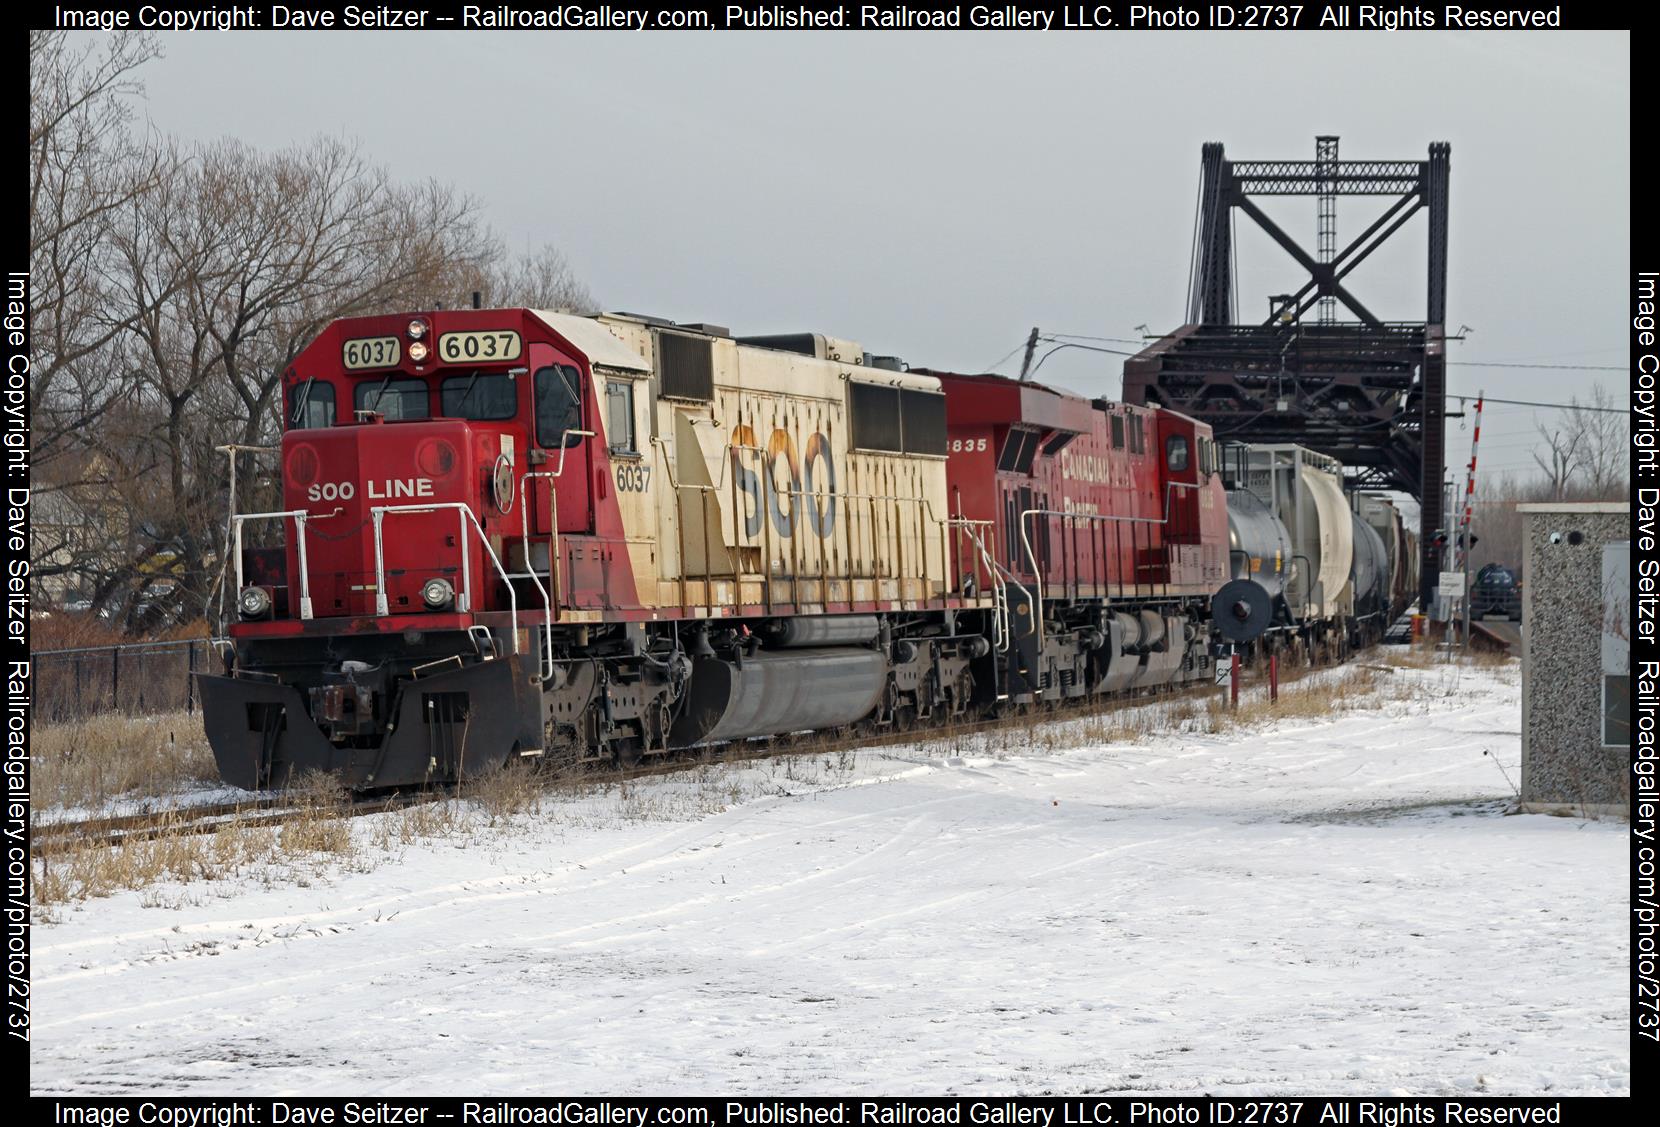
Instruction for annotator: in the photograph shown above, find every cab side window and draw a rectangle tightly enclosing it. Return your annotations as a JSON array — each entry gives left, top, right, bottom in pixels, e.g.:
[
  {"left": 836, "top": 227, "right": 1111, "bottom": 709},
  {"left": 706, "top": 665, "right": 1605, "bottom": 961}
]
[
  {"left": 1166, "top": 435, "right": 1190, "bottom": 472},
  {"left": 605, "top": 380, "right": 637, "bottom": 455},
  {"left": 534, "top": 365, "right": 584, "bottom": 447}
]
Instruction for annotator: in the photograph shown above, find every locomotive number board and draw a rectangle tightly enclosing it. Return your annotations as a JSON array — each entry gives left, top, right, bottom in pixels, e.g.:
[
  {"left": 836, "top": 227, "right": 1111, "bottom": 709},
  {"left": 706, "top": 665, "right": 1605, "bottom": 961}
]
[
  {"left": 342, "top": 336, "right": 402, "bottom": 370},
  {"left": 438, "top": 330, "right": 522, "bottom": 363}
]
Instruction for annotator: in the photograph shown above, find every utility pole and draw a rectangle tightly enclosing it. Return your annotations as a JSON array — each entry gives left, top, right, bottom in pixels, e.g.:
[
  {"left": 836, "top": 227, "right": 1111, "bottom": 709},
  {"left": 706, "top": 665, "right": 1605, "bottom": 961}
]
[{"left": 1017, "top": 327, "right": 1040, "bottom": 381}]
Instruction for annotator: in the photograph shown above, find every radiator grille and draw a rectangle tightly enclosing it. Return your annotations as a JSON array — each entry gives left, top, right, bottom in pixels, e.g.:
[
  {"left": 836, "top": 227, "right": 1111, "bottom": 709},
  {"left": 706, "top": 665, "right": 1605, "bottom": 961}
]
[{"left": 659, "top": 332, "right": 714, "bottom": 401}]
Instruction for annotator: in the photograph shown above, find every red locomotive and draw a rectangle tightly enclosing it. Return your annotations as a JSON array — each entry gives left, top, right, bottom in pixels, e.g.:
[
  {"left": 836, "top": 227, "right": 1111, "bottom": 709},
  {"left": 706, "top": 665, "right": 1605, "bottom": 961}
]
[{"left": 200, "top": 308, "right": 1380, "bottom": 791}]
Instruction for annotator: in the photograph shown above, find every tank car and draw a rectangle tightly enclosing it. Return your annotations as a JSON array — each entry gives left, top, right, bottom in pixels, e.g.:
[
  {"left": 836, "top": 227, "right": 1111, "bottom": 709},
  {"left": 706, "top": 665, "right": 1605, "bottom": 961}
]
[
  {"left": 1355, "top": 493, "right": 1417, "bottom": 622},
  {"left": 1212, "top": 443, "right": 1355, "bottom": 655},
  {"left": 1347, "top": 510, "right": 1391, "bottom": 644}
]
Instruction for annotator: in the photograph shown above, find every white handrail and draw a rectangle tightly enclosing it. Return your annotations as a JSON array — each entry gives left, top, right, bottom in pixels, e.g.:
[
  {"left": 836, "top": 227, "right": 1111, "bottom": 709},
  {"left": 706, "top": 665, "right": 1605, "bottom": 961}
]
[
  {"left": 516, "top": 472, "right": 557, "bottom": 682},
  {"left": 1018, "top": 480, "right": 1207, "bottom": 646},
  {"left": 947, "top": 517, "right": 1008, "bottom": 653},
  {"left": 233, "top": 508, "right": 337, "bottom": 621},
  {"left": 514, "top": 430, "right": 593, "bottom": 682},
  {"left": 370, "top": 501, "right": 520, "bottom": 655}
]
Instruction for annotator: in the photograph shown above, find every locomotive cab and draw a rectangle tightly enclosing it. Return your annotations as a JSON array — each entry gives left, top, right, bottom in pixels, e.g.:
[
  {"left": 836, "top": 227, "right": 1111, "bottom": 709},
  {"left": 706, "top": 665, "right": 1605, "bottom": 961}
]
[{"left": 201, "top": 311, "right": 626, "bottom": 789}]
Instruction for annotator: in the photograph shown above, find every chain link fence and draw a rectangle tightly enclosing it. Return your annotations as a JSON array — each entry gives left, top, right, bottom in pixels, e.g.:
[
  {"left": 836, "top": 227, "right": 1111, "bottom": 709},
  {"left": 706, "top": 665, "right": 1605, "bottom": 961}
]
[{"left": 32, "top": 639, "right": 222, "bottom": 724}]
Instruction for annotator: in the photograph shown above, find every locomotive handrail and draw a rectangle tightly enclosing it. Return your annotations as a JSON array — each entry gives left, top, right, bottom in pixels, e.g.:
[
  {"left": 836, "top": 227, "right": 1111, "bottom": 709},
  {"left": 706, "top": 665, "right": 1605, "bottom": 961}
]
[
  {"left": 1017, "top": 481, "right": 1207, "bottom": 647},
  {"left": 651, "top": 434, "right": 731, "bottom": 616},
  {"left": 369, "top": 502, "right": 519, "bottom": 655},
  {"left": 232, "top": 507, "right": 338, "bottom": 621},
  {"left": 215, "top": 443, "right": 282, "bottom": 630},
  {"left": 946, "top": 516, "right": 1008, "bottom": 652},
  {"left": 514, "top": 472, "right": 557, "bottom": 683},
  {"left": 515, "top": 429, "right": 595, "bottom": 683}
]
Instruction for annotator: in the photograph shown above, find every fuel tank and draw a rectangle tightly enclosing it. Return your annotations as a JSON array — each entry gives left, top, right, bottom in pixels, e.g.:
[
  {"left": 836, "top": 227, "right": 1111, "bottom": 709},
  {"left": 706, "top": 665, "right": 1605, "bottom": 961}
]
[
  {"left": 671, "top": 647, "right": 887, "bottom": 746},
  {"left": 760, "top": 615, "right": 881, "bottom": 648}
]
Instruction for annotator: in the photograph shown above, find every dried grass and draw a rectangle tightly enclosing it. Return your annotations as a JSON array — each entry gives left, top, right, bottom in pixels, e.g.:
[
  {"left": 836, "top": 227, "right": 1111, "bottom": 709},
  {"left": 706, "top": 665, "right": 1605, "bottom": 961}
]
[
  {"left": 35, "top": 815, "right": 291, "bottom": 917},
  {"left": 32, "top": 710, "right": 218, "bottom": 813}
]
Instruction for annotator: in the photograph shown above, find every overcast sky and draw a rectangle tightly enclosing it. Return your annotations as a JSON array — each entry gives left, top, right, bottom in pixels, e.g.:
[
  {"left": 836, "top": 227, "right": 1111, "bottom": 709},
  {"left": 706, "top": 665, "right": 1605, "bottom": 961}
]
[{"left": 122, "top": 30, "right": 1629, "bottom": 488}]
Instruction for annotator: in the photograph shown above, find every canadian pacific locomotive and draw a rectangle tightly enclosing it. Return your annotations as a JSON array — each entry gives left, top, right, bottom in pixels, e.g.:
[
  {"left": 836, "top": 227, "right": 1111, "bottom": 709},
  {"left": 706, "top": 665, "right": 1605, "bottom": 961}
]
[{"left": 198, "top": 308, "right": 1414, "bottom": 790}]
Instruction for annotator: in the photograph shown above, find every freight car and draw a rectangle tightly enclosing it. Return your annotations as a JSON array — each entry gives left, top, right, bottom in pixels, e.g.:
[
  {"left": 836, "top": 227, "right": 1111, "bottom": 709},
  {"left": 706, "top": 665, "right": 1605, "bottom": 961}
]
[
  {"left": 1356, "top": 493, "right": 1419, "bottom": 623},
  {"left": 199, "top": 308, "right": 1384, "bottom": 791},
  {"left": 1212, "top": 444, "right": 1354, "bottom": 656}
]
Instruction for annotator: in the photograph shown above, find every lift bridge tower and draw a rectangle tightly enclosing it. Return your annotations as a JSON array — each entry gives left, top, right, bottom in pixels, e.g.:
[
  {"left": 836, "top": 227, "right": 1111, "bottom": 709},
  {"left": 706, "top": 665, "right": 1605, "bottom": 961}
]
[{"left": 1123, "top": 137, "right": 1451, "bottom": 609}]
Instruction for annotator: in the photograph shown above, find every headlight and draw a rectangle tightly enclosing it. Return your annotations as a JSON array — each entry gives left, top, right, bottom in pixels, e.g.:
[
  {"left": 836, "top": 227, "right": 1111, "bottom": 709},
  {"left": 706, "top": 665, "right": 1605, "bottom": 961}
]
[
  {"left": 421, "top": 578, "right": 455, "bottom": 609},
  {"left": 238, "top": 586, "right": 272, "bottom": 619},
  {"left": 407, "top": 319, "right": 427, "bottom": 340},
  {"left": 408, "top": 340, "right": 429, "bottom": 363}
]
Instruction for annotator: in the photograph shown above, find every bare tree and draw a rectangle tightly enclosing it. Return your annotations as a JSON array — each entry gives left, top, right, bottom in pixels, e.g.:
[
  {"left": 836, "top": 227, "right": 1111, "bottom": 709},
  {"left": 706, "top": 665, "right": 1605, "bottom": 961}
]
[
  {"left": 1564, "top": 384, "right": 1629, "bottom": 495},
  {"left": 1531, "top": 423, "right": 1584, "bottom": 500},
  {"left": 98, "top": 137, "right": 501, "bottom": 628},
  {"left": 28, "top": 32, "right": 170, "bottom": 468},
  {"left": 30, "top": 38, "right": 595, "bottom": 630},
  {"left": 446, "top": 242, "right": 596, "bottom": 312}
]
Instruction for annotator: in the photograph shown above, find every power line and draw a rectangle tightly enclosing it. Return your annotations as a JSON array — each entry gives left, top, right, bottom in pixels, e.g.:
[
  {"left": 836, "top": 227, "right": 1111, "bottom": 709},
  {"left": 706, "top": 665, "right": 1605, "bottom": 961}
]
[
  {"left": 979, "top": 341, "right": 1028, "bottom": 374},
  {"left": 1447, "top": 360, "right": 1623, "bottom": 371},
  {"left": 1027, "top": 339, "right": 1143, "bottom": 377},
  {"left": 1448, "top": 394, "right": 1625, "bottom": 415},
  {"left": 1042, "top": 331, "right": 1152, "bottom": 346}
]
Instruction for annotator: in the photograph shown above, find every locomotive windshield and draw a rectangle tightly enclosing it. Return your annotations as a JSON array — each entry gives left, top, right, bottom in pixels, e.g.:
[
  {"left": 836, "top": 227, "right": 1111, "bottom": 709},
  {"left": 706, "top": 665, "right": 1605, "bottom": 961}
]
[
  {"left": 288, "top": 379, "right": 335, "bottom": 429},
  {"left": 355, "top": 377, "right": 429, "bottom": 420},
  {"left": 440, "top": 372, "right": 518, "bottom": 420}
]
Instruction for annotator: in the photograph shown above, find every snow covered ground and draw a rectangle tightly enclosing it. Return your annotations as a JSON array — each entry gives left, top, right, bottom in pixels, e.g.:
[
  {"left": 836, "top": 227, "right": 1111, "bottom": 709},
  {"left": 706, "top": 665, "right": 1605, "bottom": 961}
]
[{"left": 31, "top": 659, "right": 1628, "bottom": 1096}]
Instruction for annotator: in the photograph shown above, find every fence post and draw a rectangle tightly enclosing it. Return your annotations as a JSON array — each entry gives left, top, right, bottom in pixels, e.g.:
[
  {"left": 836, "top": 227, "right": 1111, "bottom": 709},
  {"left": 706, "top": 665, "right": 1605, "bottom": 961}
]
[
  {"left": 1269, "top": 653, "right": 1279, "bottom": 704},
  {"left": 1229, "top": 652, "right": 1240, "bottom": 710},
  {"left": 187, "top": 641, "right": 197, "bottom": 715},
  {"left": 111, "top": 646, "right": 120, "bottom": 712}
]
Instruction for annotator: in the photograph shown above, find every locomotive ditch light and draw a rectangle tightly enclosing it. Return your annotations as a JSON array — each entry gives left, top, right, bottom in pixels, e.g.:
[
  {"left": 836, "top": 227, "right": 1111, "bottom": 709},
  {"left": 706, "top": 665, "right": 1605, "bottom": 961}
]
[
  {"left": 407, "top": 319, "right": 428, "bottom": 340},
  {"left": 421, "top": 577, "right": 455, "bottom": 609},
  {"left": 407, "top": 340, "right": 430, "bottom": 363},
  {"left": 237, "top": 585, "right": 272, "bottom": 619}
]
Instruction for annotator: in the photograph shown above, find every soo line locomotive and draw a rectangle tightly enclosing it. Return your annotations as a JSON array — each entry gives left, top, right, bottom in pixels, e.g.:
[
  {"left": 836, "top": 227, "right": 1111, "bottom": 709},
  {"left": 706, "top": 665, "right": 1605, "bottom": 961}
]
[{"left": 200, "top": 308, "right": 1418, "bottom": 789}]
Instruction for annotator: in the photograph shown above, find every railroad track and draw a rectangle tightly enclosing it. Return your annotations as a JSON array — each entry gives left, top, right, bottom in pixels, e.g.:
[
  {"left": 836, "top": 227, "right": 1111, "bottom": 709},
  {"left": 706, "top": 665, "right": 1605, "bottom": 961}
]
[
  {"left": 32, "top": 650, "right": 1356, "bottom": 858},
  {"left": 29, "top": 793, "right": 422, "bottom": 857}
]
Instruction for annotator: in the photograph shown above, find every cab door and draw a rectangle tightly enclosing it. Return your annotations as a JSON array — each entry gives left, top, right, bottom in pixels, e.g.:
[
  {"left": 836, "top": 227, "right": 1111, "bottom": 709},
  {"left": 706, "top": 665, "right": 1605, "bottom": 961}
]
[
  {"left": 528, "top": 342, "right": 593, "bottom": 535},
  {"left": 1156, "top": 414, "right": 1200, "bottom": 543}
]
